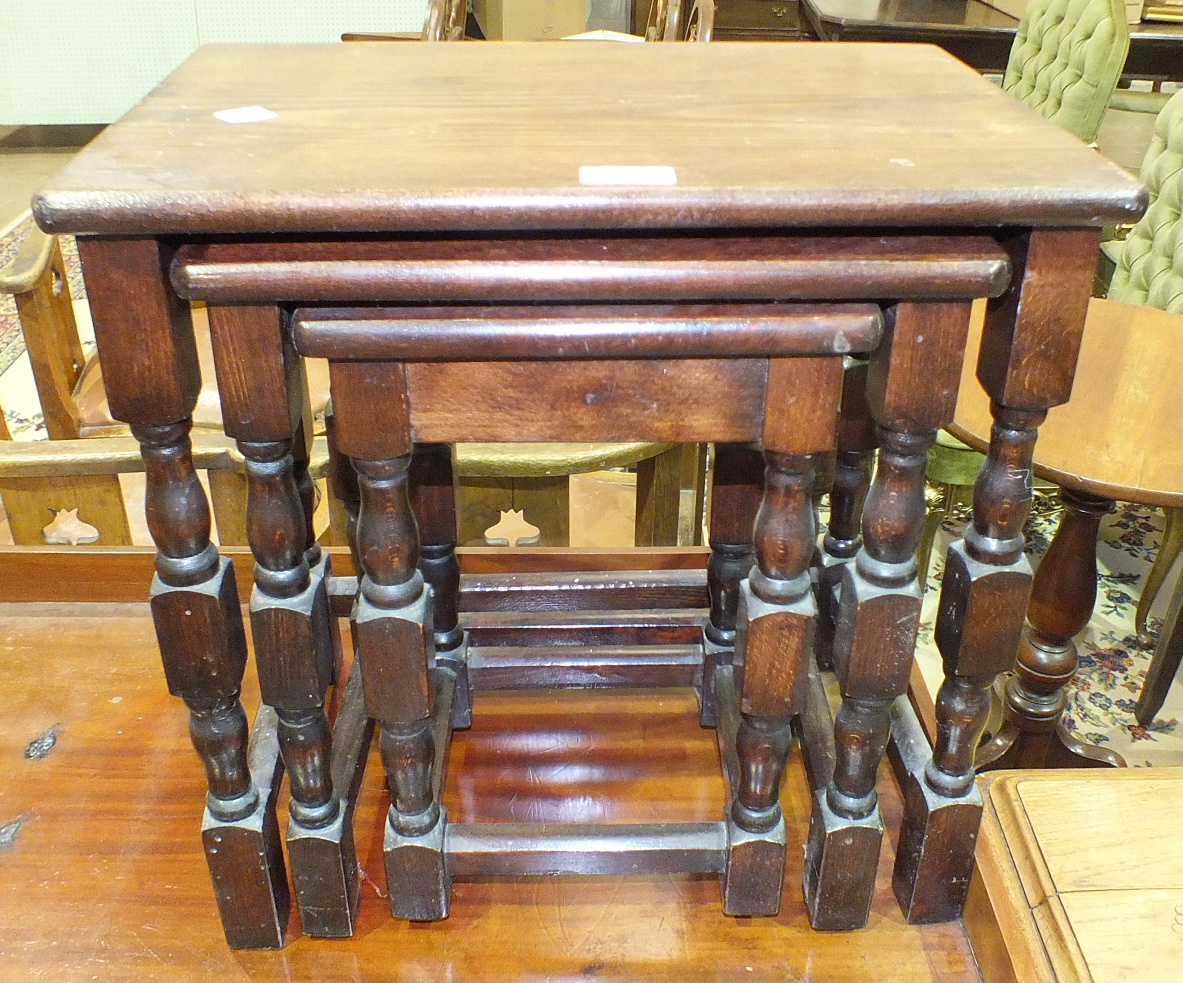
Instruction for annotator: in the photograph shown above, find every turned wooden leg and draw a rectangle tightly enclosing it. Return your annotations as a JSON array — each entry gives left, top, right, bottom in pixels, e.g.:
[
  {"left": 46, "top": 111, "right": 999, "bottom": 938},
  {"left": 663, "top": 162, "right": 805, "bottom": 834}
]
[
  {"left": 325, "top": 401, "right": 361, "bottom": 563},
  {"left": 329, "top": 360, "right": 451, "bottom": 921},
  {"left": 894, "top": 229, "right": 1104, "bottom": 923},
  {"left": 77, "top": 237, "right": 288, "bottom": 949},
  {"left": 411, "top": 442, "right": 471, "bottom": 728},
  {"left": 977, "top": 488, "right": 1125, "bottom": 770},
  {"left": 816, "top": 359, "right": 876, "bottom": 670},
  {"left": 136, "top": 420, "right": 290, "bottom": 949},
  {"left": 208, "top": 305, "right": 357, "bottom": 938},
  {"left": 700, "top": 442, "right": 763, "bottom": 728},
  {"left": 808, "top": 302, "right": 969, "bottom": 931},
  {"left": 1137, "top": 570, "right": 1183, "bottom": 725},
  {"left": 724, "top": 358, "right": 843, "bottom": 917}
]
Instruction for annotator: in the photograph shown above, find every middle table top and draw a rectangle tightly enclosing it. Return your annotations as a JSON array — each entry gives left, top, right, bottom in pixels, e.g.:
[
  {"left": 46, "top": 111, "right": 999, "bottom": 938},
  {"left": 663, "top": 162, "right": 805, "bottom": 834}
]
[{"left": 35, "top": 42, "right": 1144, "bottom": 236}]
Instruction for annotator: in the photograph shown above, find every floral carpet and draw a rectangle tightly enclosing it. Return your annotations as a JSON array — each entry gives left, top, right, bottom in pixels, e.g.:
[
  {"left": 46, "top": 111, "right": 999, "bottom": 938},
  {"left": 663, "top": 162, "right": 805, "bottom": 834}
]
[{"left": 917, "top": 499, "right": 1183, "bottom": 768}]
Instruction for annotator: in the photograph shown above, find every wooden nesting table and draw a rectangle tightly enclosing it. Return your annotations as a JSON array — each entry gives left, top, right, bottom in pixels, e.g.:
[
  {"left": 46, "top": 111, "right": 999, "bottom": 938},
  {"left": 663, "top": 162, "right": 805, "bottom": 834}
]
[{"left": 33, "top": 41, "right": 1142, "bottom": 950}]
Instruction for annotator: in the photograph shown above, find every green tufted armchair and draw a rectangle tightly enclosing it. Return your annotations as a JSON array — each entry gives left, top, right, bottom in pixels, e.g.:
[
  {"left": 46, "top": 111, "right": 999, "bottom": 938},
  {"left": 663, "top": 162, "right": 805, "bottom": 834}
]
[
  {"left": 1003, "top": 0, "right": 1131, "bottom": 143},
  {"left": 1107, "top": 91, "right": 1183, "bottom": 312}
]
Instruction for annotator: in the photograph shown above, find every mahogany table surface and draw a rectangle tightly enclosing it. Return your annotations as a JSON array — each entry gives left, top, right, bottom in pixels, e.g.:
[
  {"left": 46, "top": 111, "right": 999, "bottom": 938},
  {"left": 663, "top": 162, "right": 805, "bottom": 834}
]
[
  {"left": 0, "top": 602, "right": 982, "bottom": 983},
  {"left": 799, "top": 0, "right": 1183, "bottom": 79},
  {"left": 33, "top": 41, "right": 1142, "bottom": 237}
]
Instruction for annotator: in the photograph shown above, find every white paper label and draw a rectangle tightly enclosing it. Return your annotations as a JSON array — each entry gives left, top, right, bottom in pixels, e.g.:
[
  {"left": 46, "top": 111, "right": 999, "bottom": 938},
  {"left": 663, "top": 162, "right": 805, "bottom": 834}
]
[
  {"left": 578, "top": 165, "right": 678, "bottom": 187},
  {"left": 213, "top": 106, "right": 279, "bottom": 124}
]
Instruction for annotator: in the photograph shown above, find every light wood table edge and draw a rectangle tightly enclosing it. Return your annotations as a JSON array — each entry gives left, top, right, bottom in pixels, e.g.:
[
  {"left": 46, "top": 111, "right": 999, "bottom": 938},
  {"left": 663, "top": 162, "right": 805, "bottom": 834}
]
[{"left": 966, "top": 772, "right": 1062, "bottom": 983}]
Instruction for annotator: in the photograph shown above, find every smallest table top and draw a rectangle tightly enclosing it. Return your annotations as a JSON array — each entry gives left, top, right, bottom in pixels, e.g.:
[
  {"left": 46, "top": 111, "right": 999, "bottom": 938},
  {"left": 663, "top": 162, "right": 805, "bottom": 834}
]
[{"left": 34, "top": 42, "right": 1143, "bottom": 236}]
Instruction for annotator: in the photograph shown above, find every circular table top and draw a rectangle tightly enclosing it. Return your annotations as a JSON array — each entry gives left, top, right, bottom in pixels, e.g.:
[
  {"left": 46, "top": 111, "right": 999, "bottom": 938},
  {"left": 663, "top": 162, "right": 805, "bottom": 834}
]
[{"left": 951, "top": 297, "right": 1183, "bottom": 509}]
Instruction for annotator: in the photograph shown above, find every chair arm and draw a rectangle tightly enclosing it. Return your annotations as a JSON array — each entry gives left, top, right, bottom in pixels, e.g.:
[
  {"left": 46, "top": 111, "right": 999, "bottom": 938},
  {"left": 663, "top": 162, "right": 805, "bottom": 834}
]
[{"left": 0, "top": 212, "right": 55, "bottom": 295}]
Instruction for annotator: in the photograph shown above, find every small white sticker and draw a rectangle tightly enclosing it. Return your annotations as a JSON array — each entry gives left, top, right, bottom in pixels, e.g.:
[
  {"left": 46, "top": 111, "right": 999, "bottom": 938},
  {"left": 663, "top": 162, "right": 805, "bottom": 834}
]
[
  {"left": 578, "top": 165, "right": 678, "bottom": 187},
  {"left": 213, "top": 105, "right": 279, "bottom": 124}
]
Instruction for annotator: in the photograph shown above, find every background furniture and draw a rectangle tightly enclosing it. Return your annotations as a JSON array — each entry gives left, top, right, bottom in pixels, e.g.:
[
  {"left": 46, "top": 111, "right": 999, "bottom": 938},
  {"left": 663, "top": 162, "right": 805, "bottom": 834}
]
[
  {"left": 799, "top": 0, "right": 1183, "bottom": 81},
  {"left": 1002, "top": 0, "right": 1129, "bottom": 144}
]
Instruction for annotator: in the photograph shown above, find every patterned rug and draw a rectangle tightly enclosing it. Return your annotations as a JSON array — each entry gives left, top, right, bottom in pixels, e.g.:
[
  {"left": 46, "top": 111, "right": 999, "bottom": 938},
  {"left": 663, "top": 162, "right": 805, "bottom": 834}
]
[{"left": 918, "top": 499, "right": 1183, "bottom": 768}]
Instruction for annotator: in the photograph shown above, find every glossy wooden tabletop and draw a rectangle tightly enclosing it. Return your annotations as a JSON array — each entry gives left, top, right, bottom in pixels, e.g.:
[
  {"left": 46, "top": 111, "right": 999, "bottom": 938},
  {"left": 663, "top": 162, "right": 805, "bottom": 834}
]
[
  {"left": 0, "top": 603, "right": 980, "bottom": 983},
  {"left": 34, "top": 42, "right": 1143, "bottom": 235}
]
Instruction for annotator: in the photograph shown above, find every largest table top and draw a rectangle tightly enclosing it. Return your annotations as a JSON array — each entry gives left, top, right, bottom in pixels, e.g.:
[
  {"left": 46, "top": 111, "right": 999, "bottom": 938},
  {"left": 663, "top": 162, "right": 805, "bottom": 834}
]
[{"left": 34, "top": 41, "right": 1143, "bottom": 236}]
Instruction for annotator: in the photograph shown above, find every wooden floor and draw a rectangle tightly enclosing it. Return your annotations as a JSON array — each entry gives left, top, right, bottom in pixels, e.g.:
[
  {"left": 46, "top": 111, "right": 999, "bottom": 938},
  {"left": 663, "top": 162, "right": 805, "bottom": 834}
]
[{"left": 0, "top": 601, "right": 982, "bottom": 983}]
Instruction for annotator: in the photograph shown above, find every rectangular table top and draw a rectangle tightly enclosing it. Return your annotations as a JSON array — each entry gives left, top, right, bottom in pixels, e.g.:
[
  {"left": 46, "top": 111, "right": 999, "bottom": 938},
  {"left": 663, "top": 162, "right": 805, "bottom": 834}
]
[{"left": 34, "top": 42, "right": 1144, "bottom": 236}]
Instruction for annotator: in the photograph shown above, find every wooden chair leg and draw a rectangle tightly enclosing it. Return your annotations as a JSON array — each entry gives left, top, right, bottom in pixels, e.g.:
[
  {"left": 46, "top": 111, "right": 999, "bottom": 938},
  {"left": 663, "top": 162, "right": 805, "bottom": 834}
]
[
  {"left": 1136, "top": 506, "right": 1183, "bottom": 636},
  {"left": 635, "top": 444, "right": 683, "bottom": 546},
  {"left": 1135, "top": 573, "right": 1183, "bottom": 724}
]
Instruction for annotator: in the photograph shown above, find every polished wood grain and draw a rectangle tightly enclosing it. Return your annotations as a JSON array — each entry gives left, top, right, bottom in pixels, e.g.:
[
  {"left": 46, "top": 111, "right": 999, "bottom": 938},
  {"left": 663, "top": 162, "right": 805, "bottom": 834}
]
[
  {"left": 175, "top": 234, "right": 1012, "bottom": 303},
  {"left": 34, "top": 44, "right": 1143, "bottom": 236},
  {"left": 33, "top": 38, "right": 1144, "bottom": 941},
  {"left": 292, "top": 303, "right": 883, "bottom": 361},
  {"left": 0, "top": 602, "right": 983, "bottom": 982}
]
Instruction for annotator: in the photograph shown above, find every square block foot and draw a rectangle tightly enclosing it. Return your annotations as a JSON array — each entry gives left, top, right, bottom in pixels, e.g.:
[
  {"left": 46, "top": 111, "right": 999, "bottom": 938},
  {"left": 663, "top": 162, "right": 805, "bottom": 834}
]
[
  {"left": 722, "top": 813, "right": 787, "bottom": 916},
  {"left": 892, "top": 768, "right": 984, "bottom": 924},
  {"left": 803, "top": 789, "right": 883, "bottom": 931},
  {"left": 385, "top": 806, "right": 451, "bottom": 921},
  {"left": 288, "top": 804, "right": 360, "bottom": 937},
  {"left": 202, "top": 799, "right": 289, "bottom": 949}
]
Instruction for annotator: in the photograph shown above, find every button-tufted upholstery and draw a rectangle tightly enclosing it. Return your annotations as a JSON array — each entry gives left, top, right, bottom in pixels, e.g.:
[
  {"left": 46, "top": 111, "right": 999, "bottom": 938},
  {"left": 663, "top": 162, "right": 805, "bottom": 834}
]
[
  {"left": 1003, "top": 0, "right": 1129, "bottom": 143},
  {"left": 1108, "top": 90, "right": 1183, "bottom": 313}
]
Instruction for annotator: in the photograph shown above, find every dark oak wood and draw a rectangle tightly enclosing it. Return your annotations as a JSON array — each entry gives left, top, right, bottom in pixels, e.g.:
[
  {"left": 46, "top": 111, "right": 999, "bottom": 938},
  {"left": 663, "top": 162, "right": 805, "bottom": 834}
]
[
  {"left": 38, "top": 40, "right": 1142, "bottom": 946},
  {"left": 176, "top": 233, "right": 1011, "bottom": 304},
  {"left": 0, "top": 603, "right": 984, "bottom": 982},
  {"left": 810, "top": 302, "right": 969, "bottom": 930},
  {"left": 34, "top": 44, "right": 1143, "bottom": 236}
]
